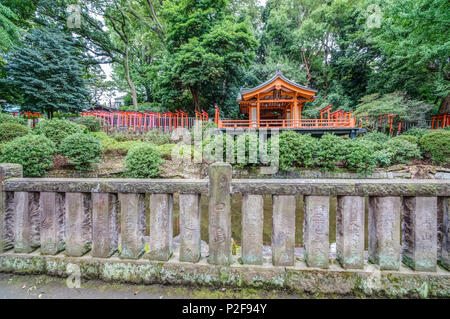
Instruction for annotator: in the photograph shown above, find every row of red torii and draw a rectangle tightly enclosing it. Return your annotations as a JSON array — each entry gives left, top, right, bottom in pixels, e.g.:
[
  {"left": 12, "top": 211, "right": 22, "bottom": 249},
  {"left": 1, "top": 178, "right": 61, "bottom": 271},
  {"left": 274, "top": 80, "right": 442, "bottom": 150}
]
[{"left": 81, "top": 110, "right": 209, "bottom": 133}]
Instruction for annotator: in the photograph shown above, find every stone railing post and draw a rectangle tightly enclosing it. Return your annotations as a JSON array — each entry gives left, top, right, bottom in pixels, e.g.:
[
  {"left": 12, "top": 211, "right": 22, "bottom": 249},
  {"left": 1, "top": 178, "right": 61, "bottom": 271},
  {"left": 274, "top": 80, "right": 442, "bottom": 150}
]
[
  {"left": 92, "top": 193, "right": 118, "bottom": 258},
  {"left": 336, "top": 196, "right": 365, "bottom": 269},
  {"left": 14, "top": 192, "right": 40, "bottom": 253},
  {"left": 179, "top": 194, "right": 202, "bottom": 263},
  {"left": 119, "top": 193, "right": 145, "bottom": 259},
  {"left": 242, "top": 194, "right": 263, "bottom": 265},
  {"left": 0, "top": 164, "right": 22, "bottom": 253},
  {"left": 40, "top": 192, "right": 65, "bottom": 255},
  {"left": 272, "top": 195, "right": 296, "bottom": 266},
  {"left": 368, "top": 196, "right": 401, "bottom": 270},
  {"left": 304, "top": 196, "right": 329, "bottom": 268},
  {"left": 65, "top": 193, "right": 92, "bottom": 257},
  {"left": 402, "top": 197, "right": 437, "bottom": 272},
  {"left": 208, "top": 163, "right": 232, "bottom": 266},
  {"left": 148, "top": 194, "right": 173, "bottom": 261},
  {"left": 438, "top": 197, "right": 449, "bottom": 270}
]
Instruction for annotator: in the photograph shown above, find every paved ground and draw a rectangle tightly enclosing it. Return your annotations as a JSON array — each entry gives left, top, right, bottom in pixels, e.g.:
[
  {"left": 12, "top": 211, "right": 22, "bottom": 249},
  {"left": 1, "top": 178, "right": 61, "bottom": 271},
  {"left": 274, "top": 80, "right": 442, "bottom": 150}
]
[{"left": 0, "top": 273, "right": 303, "bottom": 299}]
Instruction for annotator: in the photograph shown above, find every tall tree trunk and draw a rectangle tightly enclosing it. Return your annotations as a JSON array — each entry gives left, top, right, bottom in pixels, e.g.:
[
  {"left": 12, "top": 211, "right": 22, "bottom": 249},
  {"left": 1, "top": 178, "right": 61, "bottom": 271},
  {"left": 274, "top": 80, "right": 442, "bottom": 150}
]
[
  {"left": 438, "top": 93, "right": 450, "bottom": 114},
  {"left": 190, "top": 86, "right": 200, "bottom": 112},
  {"left": 124, "top": 48, "right": 139, "bottom": 110}
]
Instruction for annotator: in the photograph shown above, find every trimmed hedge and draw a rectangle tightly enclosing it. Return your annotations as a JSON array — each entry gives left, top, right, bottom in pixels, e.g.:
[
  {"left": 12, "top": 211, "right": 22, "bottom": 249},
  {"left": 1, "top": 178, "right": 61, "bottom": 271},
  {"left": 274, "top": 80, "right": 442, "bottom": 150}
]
[
  {"left": 386, "top": 138, "right": 422, "bottom": 164},
  {"left": 316, "top": 134, "right": 347, "bottom": 171},
  {"left": 124, "top": 144, "right": 163, "bottom": 178},
  {"left": 420, "top": 130, "right": 450, "bottom": 165},
  {"left": 279, "top": 131, "right": 317, "bottom": 171},
  {"left": 0, "top": 134, "right": 56, "bottom": 177},
  {"left": 0, "top": 113, "right": 26, "bottom": 125},
  {"left": 34, "top": 119, "right": 83, "bottom": 145},
  {"left": 0, "top": 122, "right": 30, "bottom": 142},
  {"left": 58, "top": 133, "right": 102, "bottom": 170}
]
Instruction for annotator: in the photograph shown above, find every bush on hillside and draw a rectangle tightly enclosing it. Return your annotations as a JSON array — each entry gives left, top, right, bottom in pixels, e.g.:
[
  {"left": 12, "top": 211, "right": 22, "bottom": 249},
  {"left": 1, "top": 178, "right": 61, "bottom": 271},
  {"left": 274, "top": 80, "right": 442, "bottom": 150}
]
[
  {"left": 58, "top": 133, "right": 102, "bottom": 170},
  {"left": 124, "top": 144, "right": 163, "bottom": 178},
  {"left": 403, "top": 128, "right": 430, "bottom": 139},
  {"left": 0, "top": 122, "right": 30, "bottom": 142},
  {"left": 394, "top": 134, "right": 419, "bottom": 145},
  {"left": 279, "top": 131, "right": 318, "bottom": 171},
  {"left": 73, "top": 116, "right": 102, "bottom": 132},
  {"left": 34, "top": 119, "right": 83, "bottom": 145},
  {"left": 343, "top": 139, "right": 377, "bottom": 175},
  {"left": 420, "top": 130, "right": 450, "bottom": 165},
  {"left": 316, "top": 134, "right": 347, "bottom": 171},
  {"left": 0, "top": 134, "right": 55, "bottom": 177},
  {"left": 386, "top": 138, "right": 421, "bottom": 164},
  {"left": 360, "top": 131, "right": 390, "bottom": 145},
  {"left": 0, "top": 113, "right": 26, "bottom": 125}
]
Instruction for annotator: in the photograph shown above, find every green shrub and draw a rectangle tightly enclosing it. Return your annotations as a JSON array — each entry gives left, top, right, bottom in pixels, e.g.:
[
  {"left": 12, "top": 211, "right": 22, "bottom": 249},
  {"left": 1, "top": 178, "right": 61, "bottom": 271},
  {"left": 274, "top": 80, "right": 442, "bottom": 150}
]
[
  {"left": 143, "top": 130, "right": 171, "bottom": 145},
  {"left": 360, "top": 132, "right": 390, "bottom": 145},
  {"left": 404, "top": 128, "right": 430, "bottom": 139},
  {"left": 112, "top": 132, "right": 142, "bottom": 142},
  {"left": 279, "top": 131, "right": 318, "bottom": 171},
  {"left": 373, "top": 150, "right": 392, "bottom": 167},
  {"left": 0, "top": 123, "right": 30, "bottom": 142},
  {"left": 58, "top": 133, "right": 102, "bottom": 170},
  {"left": 316, "top": 134, "right": 347, "bottom": 171},
  {"left": 395, "top": 134, "right": 419, "bottom": 145},
  {"left": 386, "top": 138, "right": 422, "bottom": 164},
  {"left": 0, "top": 113, "right": 26, "bottom": 125},
  {"left": 125, "top": 144, "right": 163, "bottom": 178},
  {"left": 420, "top": 130, "right": 450, "bottom": 165},
  {"left": 73, "top": 116, "right": 102, "bottom": 132},
  {"left": 0, "top": 134, "right": 56, "bottom": 177},
  {"left": 343, "top": 139, "right": 377, "bottom": 175},
  {"left": 34, "top": 119, "right": 83, "bottom": 145},
  {"left": 159, "top": 144, "right": 177, "bottom": 160},
  {"left": 90, "top": 131, "right": 143, "bottom": 155}
]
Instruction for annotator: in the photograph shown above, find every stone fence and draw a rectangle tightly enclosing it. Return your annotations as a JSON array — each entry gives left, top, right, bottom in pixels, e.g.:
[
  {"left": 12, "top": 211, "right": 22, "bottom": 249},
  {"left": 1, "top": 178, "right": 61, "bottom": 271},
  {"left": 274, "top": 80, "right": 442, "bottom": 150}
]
[{"left": 1, "top": 163, "right": 449, "bottom": 297}]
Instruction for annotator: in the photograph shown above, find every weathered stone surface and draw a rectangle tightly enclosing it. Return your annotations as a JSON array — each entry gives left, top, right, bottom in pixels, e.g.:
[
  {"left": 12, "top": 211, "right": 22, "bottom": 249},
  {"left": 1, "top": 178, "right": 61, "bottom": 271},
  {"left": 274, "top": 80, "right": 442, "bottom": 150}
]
[
  {"left": 119, "top": 193, "right": 145, "bottom": 259},
  {"left": 92, "top": 193, "right": 118, "bottom": 258},
  {"left": 208, "top": 163, "right": 232, "bottom": 266},
  {"left": 402, "top": 197, "right": 437, "bottom": 272},
  {"left": 438, "top": 197, "right": 449, "bottom": 270},
  {"left": 369, "top": 196, "right": 401, "bottom": 270},
  {"left": 336, "top": 196, "right": 364, "bottom": 269},
  {"left": 40, "top": 192, "right": 65, "bottom": 255},
  {"left": 147, "top": 194, "right": 173, "bottom": 261},
  {"left": 179, "top": 194, "right": 201, "bottom": 263},
  {"left": 303, "top": 196, "right": 329, "bottom": 268},
  {"left": 4, "top": 178, "right": 449, "bottom": 197},
  {"left": 0, "top": 164, "right": 23, "bottom": 253},
  {"left": 272, "top": 195, "right": 296, "bottom": 266},
  {"left": 65, "top": 193, "right": 92, "bottom": 257},
  {"left": 242, "top": 194, "right": 263, "bottom": 265},
  {"left": 14, "top": 192, "right": 40, "bottom": 253}
]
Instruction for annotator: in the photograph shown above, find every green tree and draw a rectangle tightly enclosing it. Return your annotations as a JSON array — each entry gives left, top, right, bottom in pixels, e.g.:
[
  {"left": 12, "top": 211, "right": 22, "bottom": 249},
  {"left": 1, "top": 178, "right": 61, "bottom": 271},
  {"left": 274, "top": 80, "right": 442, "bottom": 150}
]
[
  {"left": 2, "top": 28, "right": 89, "bottom": 117},
  {"left": 0, "top": 3, "right": 19, "bottom": 52}
]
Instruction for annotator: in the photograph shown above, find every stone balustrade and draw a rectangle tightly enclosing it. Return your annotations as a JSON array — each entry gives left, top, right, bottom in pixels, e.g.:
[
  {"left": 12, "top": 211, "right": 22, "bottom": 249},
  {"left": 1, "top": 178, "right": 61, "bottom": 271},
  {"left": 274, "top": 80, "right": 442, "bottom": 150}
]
[{"left": 1, "top": 163, "right": 450, "bottom": 296}]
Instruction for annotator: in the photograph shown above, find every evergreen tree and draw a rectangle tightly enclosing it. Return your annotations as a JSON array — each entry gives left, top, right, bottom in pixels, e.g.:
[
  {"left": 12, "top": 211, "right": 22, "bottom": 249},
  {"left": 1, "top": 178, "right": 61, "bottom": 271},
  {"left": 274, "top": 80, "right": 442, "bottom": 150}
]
[{"left": 2, "top": 28, "right": 89, "bottom": 117}]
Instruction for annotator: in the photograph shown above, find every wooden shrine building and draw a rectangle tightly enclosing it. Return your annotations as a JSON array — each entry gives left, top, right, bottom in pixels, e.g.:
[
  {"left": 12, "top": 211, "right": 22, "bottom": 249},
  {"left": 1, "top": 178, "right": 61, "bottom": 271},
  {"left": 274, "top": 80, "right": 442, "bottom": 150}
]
[{"left": 215, "top": 71, "right": 364, "bottom": 137}]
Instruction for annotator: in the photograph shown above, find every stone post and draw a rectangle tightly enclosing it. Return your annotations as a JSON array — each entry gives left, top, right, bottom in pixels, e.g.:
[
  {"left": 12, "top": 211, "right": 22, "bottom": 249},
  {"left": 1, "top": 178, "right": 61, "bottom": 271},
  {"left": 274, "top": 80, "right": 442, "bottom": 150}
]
[
  {"left": 438, "top": 197, "right": 449, "bottom": 270},
  {"left": 368, "top": 196, "right": 401, "bottom": 270},
  {"left": 40, "top": 192, "right": 65, "bottom": 255},
  {"left": 242, "top": 194, "right": 263, "bottom": 265},
  {"left": 303, "top": 196, "right": 329, "bottom": 268},
  {"left": 119, "top": 193, "right": 145, "bottom": 259},
  {"left": 402, "top": 197, "right": 437, "bottom": 272},
  {"left": 336, "top": 196, "right": 365, "bottom": 269},
  {"left": 272, "top": 195, "right": 296, "bottom": 266},
  {"left": 0, "top": 164, "right": 22, "bottom": 253},
  {"left": 179, "top": 194, "right": 201, "bottom": 263},
  {"left": 65, "top": 192, "right": 92, "bottom": 257},
  {"left": 14, "top": 192, "right": 40, "bottom": 253},
  {"left": 147, "top": 194, "right": 173, "bottom": 261},
  {"left": 92, "top": 193, "right": 118, "bottom": 258},
  {"left": 208, "top": 163, "right": 232, "bottom": 266}
]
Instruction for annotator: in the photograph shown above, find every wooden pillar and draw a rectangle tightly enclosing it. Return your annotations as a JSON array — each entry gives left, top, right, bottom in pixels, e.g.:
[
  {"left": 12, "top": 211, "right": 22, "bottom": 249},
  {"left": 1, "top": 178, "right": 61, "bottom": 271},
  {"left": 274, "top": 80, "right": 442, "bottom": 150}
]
[{"left": 257, "top": 94, "right": 260, "bottom": 128}]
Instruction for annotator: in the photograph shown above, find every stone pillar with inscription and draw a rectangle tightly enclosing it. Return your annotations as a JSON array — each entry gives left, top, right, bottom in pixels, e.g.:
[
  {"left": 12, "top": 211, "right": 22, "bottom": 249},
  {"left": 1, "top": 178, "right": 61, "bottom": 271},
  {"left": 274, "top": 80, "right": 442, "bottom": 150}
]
[
  {"left": 242, "top": 194, "right": 263, "bottom": 265},
  {"left": 14, "top": 192, "right": 41, "bottom": 253},
  {"left": 208, "top": 163, "right": 232, "bottom": 266},
  {"left": 272, "top": 195, "right": 296, "bottom": 266},
  {"left": 336, "top": 196, "right": 365, "bottom": 269},
  {"left": 179, "top": 194, "right": 201, "bottom": 263},
  {"left": 119, "top": 193, "right": 146, "bottom": 259},
  {"left": 148, "top": 194, "right": 173, "bottom": 261},
  {"left": 40, "top": 192, "right": 65, "bottom": 255},
  {"left": 402, "top": 197, "right": 437, "bottom": 272},
  {"left": 368, "top": 196, "right": 401, "bottom": 270},
  {"left": 92, "top": 193, "right": 118, "bottom": 258},
  {"left": 303, "top": 196, "right": 329, "bottom": 268},
  {"left": 65, "top": 193, "right": 92, "bottom": 257},
  {"left": 0, "top": 164, "right": 22, "bottom": 253},
  {"left": 437, "top": 197, "right": 449, "bottom": 270}
]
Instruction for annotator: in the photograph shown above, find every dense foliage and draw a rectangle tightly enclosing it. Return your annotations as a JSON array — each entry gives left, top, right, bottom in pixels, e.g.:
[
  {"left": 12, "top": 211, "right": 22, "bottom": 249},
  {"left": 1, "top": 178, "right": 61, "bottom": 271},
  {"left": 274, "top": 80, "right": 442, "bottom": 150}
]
[
  {"left": 0, "top": 134, "right": 55, "bottom": 177},
  {"left": 34, "top": 119, "right": 84, "bottom": 145},
  {"left": 124, "top": 144, "right": 164, "bottom": 178},
  {"left": 58, "top": 133, "right": 102, "bottom": 170},
  {"left": 420, "top": 130, "right": 450, "bottom": 165},
  {"left": 73, "top": 116, "right": 102, "bottom": 132},
  {"left": 0, "top": 122, "right": 29, "bottom": 142}
]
